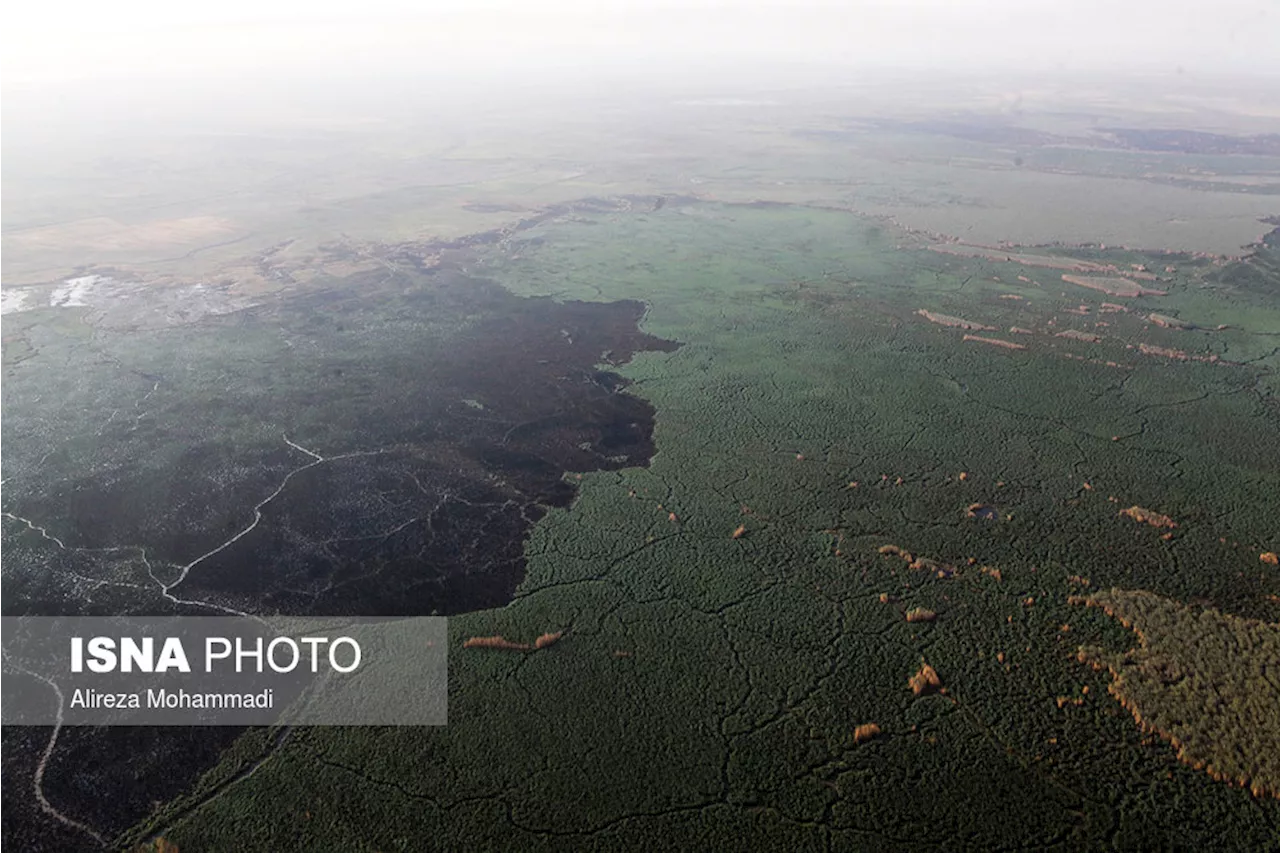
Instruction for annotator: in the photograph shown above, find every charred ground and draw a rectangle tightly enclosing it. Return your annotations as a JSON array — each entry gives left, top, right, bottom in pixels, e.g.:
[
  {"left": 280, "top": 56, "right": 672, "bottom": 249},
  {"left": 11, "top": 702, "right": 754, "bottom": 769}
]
[{"left": 0, "top": 255, "right": 678, "bottom": 849}]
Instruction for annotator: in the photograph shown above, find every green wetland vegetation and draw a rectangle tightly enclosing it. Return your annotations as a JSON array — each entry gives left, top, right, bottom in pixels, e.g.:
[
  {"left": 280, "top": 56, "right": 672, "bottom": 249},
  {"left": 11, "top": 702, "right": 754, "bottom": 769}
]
[{"left": 7, "top": 200, "right": 1261, "bottom": 850}]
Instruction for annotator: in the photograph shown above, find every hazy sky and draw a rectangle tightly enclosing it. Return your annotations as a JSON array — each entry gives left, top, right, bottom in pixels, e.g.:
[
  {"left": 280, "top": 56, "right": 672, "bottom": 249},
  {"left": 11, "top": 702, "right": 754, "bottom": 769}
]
[{"left": 4, "top": 0, "right": 1279, "bottom": 87}]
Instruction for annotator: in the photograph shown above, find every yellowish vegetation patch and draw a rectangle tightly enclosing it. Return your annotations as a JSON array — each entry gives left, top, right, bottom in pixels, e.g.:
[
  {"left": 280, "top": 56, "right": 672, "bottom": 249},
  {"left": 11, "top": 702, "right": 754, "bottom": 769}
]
[
  {"left": 534, "top": 631, "right": 564, "bottom": 650},
  {"left": 1119, "top": 505, "right": 1178, "bottom": 529},
  {"left": 853, "top": 723, "right": 882, "bottom": 744},
  {"left": 926, "top": 243, "right": 1112, "bottom": 272},
  {"left": 909, "top": 663, "right": 942, "bottom": 696},
  {"left": 463, "top": 636, "right": 530, "bottom": 651},
  {"left": 464, "top": 631, "right": 566, "bottom": 652},
  {"left": 1055, "top": 329, "right": 1102, "bottom": 343},
  {"left": 1061, "top": 274, "right": 1166, "bottom": 297},
  {"left": 916, "top": 309, "right": 995, "bottom": 331},
  {"left": 1148, "top": 313, "right": 1194, "bottom": 330},
  {"left": 962, "top": 334, "right": 1026, "bottom": 350},
  {"left": 1072, "top": 588, "right": 1280, "bottom": 799},
  {"left": 1137, "top": 343, "right": 1223, "bottom": 365}
]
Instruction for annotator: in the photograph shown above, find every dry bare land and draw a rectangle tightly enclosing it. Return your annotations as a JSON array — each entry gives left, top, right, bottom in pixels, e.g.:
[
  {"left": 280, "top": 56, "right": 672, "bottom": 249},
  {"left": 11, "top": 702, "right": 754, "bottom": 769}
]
[{"left": 1062, "top": 274, "right": 1168, "bottom": 298}]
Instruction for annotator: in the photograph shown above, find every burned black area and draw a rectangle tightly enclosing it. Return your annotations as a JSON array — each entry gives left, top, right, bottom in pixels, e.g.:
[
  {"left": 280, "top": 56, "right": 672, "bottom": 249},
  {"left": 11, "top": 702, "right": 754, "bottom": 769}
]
[
  {"left": 166, "top": 274, "right": 679, "bottom": 616},
  {"left": 2, "top": 724, "right": 249, "bottom": 853},
  {"left": 5, "top": 269, "right": 678, "bottom": 619},
  {"left": 1, "top": 264, "right": 679, "bottom": 849},
  {"left": 1, "top": 729, "right": 88, "bottom": 853}
]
